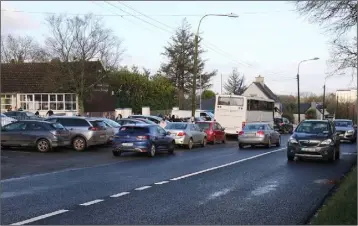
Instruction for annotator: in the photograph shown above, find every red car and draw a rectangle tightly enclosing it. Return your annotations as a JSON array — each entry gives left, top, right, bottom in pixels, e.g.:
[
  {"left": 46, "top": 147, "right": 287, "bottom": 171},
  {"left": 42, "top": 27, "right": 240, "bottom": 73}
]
[{"left": 196, "top": 121, "right": 226, "bottom": 144}]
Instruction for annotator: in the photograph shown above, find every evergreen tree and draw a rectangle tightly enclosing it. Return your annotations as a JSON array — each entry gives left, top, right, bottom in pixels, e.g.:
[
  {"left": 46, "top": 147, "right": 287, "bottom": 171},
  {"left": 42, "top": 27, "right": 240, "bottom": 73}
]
[
  {"left": 160, "top": 18, "right": 217, "bottom": 109},
  {"left": 224, "top": 68, "right": 246, "bottom": 95}
]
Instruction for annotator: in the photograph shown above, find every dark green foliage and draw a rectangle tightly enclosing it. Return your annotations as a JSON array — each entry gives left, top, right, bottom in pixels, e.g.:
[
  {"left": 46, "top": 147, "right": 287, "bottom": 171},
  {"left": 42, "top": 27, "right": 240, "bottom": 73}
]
[
  {"left": 224, "top": 68, "right": 246, "bottom": 95},
  {"left": 201, "top": 90, "right": 216, "bottom": 99},
  {"left": 109, "top": 67, "right": 176, "bottom": 113},
  {"left": 305, "top": 107, "right": 317, "bottom": 119}
]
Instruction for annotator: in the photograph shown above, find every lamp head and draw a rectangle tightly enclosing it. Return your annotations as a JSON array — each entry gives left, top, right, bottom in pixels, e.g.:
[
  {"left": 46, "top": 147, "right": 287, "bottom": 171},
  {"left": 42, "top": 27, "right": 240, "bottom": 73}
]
[{"left": 227, "top": 13, "right": 239, "bottom": 18}]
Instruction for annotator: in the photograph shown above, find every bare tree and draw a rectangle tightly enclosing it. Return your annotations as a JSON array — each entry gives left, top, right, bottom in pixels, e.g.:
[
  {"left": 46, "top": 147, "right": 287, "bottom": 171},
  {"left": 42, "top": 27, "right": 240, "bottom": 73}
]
[
  {"left": 294, "top": 1, "right": 357, "bottom": 74},
  {"left": 1, "top": 34, "right": 49, "bottom": 63},
  {"left": 44, "top": 14, "right": 124, "bottom": 112}
]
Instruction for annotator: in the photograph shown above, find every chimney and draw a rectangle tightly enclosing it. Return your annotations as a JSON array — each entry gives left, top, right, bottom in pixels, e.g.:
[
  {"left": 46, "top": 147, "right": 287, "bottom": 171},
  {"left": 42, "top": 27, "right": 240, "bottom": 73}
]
[
  {"left": 311, "top": 102, "right": 316, "bottom": 109},
  {"left": 255, "top": 75, "right": 264, "bottom": 84}
]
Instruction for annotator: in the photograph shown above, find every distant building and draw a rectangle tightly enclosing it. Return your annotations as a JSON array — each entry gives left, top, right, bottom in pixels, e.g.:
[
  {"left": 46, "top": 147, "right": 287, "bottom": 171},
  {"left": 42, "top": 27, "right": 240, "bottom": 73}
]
[
  {"left": 336, "top": 89, "right": 357, "bottom": 103},
  {"left": 291, "top": 102, "right": 330, "bottom": 124},
  {"left": 242, "top": 75, "right": 282, "bottom": 118}
]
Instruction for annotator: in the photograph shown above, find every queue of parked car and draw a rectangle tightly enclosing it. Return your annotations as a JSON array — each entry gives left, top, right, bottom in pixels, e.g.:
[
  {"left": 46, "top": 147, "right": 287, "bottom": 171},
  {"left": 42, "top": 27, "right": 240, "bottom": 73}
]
[{"left": 0, "top": 114, "right": 228, "bottom": 157}]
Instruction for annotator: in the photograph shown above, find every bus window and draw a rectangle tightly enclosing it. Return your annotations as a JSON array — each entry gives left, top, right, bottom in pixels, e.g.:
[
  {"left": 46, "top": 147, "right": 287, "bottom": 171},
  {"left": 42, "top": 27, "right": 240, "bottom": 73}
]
[
  {"left": 230, "top": 97, "right": 244, "bottom": 106},
  {"left": 218, "top": 97, "right": 230, "bottom": 105}
]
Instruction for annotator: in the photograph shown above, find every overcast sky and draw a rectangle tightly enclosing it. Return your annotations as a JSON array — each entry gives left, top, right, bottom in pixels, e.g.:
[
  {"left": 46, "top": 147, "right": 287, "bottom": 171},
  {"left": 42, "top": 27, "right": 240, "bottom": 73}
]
[{"left": 1, "top": 1, "right": 356, "bottom": 95}]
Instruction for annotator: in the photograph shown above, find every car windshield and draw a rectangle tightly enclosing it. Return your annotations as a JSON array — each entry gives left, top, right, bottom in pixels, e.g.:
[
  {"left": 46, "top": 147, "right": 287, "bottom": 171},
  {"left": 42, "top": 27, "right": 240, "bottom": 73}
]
[
  {"left": 296, "top": 121, "right": 329, "bottom": 134},
  {"left": 196, "top": 123, "right": 211, "bottom": 130},
  {"left": 334, "top": 121, "right": 353, "bottom": 127},
  {"left": 165, "top": 123, "right": 188, "bottom": 130},
  {"left": 0, "top": 113, "right": 6, "bottom": 118},
  {"left": 244, "top": 124, "right": 265, "bottom": 131},
  {"left": 104, "top": 119, "right": 121, "bottom": 127}
]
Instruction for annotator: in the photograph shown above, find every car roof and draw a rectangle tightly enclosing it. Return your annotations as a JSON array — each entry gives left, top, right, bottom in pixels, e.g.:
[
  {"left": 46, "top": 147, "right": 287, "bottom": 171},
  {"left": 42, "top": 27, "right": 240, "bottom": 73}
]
[
  {"left": 196, "top": 121, "right": 215, "bottom": 123},
  {"left": 246, "top": 122, "right": 270, "bottom": 125},
  {"left": 17, "top": 120, "right": 52, "bottom": 124},
  {"left": 86, "top": 117, "right": 107, "bottom": 121},
  {"left": 130, "top": 115, "right": 162, "bottom": 120},
  {"left": 48, "top": 116, "right": 88, "bottom": 120},
  {"left": 302, "top": 119, "right": 329, "bottom": 122},
  {"left": 334, "top": 119, "right": 352, "bottom": 121},
  {"left": 121, "top": 123, "right": 155, "bottom": 127}
]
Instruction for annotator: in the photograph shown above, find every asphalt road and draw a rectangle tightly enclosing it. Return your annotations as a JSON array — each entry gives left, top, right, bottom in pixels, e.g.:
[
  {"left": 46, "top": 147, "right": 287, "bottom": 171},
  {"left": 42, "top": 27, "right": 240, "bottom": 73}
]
[{"left": 1, "top": 135, "right": 357, "bottom": 225}]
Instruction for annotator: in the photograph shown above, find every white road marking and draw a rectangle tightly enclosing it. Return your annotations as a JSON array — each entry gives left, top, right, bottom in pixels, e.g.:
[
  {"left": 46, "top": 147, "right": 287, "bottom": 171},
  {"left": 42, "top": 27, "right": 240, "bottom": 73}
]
[
  {"left": 11, "top": 209, "right": 69, "bottom": 225},
  {"left": 170, "top": 148, "right": 286, "bottom": 181},
  {"left": 110, "top": 192, "right": 130, "bottom": 198},
  {"left": 135, "top": 186, "right": 152, "bottom": 191},
  {"left": 79, "top": 199, "right": 104, "bottom": 206},
  {"left": 154, "top": 181, "right": 169, "bottom": 185}
]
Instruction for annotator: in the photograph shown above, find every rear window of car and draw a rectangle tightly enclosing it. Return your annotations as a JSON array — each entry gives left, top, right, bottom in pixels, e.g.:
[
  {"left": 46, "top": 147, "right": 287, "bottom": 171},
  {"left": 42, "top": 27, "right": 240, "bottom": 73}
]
[
  {"left": 244, "top": 124, "right": 266, "bottom": 131},
  {"left": 89, "top": 120, "right": 107, "bottom": 128},
  {"left": 165, "top": 123, "right": 188, "bottom": 130},
  {"left": 104, "top": 119, "right": 121, "bottom": 127},
  {"left": 274, "top": 118, "right": 283, "bottom": 123},
  {"left": 51, "top": 123, "right": 65, "bottom": 130},
  {"left": 119, "top": 126, "right": 149, "bottom": 133},
  {"left": 334, "top": 121, "right": 352, "bottom": 127},
  {"left": 56, "top": 118, "right": 90, "bottom": 127},
  {"left": 196, "top": 123, "right": 211, "bottom": 130}
]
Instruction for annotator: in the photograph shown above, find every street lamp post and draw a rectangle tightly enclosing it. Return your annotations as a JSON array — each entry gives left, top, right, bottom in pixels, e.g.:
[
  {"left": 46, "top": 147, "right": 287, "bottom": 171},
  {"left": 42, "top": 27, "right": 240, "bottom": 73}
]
[
  {"left": 296, "top": 57, "right": 319, "bottom": 123},
  {"left": 191, "top": 13, "right": 239, "bottom": 117}
]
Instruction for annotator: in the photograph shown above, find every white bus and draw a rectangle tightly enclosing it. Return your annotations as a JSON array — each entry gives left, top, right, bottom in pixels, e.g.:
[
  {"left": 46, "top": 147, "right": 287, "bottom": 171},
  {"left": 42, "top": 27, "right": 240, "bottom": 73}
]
[{"left": 214, "top": 94, "right": 275, "bottom": 135}]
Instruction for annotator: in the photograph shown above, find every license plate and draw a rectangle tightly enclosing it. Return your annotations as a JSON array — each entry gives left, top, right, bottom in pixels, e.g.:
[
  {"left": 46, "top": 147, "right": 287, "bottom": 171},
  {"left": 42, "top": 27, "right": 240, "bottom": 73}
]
[
  {"left": 301, "top": 147, "right": 316, "bottom": 152},
  {"left": 122, "top": 143, "right": 133, "bottom": 147},
  {"left": 246, "top": 134, "right": 255, "bottom": 137}
]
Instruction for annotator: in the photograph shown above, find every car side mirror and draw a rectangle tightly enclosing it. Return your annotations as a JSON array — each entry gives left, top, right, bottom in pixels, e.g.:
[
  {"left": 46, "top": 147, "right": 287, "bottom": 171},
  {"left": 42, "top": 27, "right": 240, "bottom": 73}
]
[
  {"left": 221, "top": 128, "right": 225, "bottom": 131},
  {"left": 166, "top": 131, "right": 171, "bottom": 135},
  {"left": 354, "top": 125, "right": 357, "bottom": 129}
]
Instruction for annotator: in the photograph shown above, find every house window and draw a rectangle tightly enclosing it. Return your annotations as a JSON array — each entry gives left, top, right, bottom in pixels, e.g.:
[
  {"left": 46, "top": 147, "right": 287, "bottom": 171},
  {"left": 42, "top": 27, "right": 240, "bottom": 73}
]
[
  {"left": 21, "top": 93, "right": 77, "bottom": 111},
  {"left": 19, "top": 94, "right": 35, "bottom": 110},
  {"left": 1, "top": 94, "right": 16, "bottom": 111}
]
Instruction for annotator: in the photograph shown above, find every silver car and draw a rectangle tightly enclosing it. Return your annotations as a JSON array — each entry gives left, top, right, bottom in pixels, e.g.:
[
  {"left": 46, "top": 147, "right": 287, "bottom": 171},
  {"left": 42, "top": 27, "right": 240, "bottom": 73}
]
[
  {"left": 45, "top": 116, "right": 108, "bottom": 151},
  {"left": 238, "top": 122, "right": 281, "bottom": 149},
  {"left": 165, "top": 122, "right": 207, "bottom": 149},
  {"left": 1, "top": 120, "right": 71, "bottom": 152},
  {"left": 87, "top": 117, "right": 120, "bottom": 143}
]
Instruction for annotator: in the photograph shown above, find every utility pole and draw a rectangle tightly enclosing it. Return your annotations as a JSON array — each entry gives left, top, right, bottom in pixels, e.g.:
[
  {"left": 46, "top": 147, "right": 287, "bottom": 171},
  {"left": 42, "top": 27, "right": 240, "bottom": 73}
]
[
  {"left": 335, "top": 96, "right": 339, "bottom": 118},
  {"left": 191, "top": 34, "right": 199, "bottom": 117},
  {"left": 297, "top": 72, "right": 301, "bottom": 122},
  {"left": 322, "top": 84, "right": 326, "bottom": 120},
  {"left": 221, "top": 74, "right": 223, "bottom": 94}
]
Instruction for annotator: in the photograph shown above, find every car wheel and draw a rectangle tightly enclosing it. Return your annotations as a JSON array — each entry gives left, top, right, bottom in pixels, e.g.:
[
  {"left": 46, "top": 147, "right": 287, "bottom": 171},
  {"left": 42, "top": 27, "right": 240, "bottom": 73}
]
[
  {"left": 276, "top": 136, "right": 281, "bottom": 147},
  {"left": 112, "top": 151, "right": 121, "bottom": 157},
  {"left": 238, "top": 143, "right": 244, "bottom": 149},
  {"left": 201, "top": 137, "right": 207, "bottom": 147},
  {"left": 289, "top": 127, "right": 293, "bottom": 134},
  {"left": 335, "top": 149, "right": 340, "bottom": 160},
  {"left": 36, "top": 139, "right": 51, "bottom": 153},
  {"left": 187, "top": 138, "right": 193, "bottom": 150},
  {"left": 328, "top": 150, "right": 336, "bottom": 162},
  {"left": 287, "top": 153, "right": 294, "bottom": 161},
  {"left": 266, "top": 137, "right": 271, "bottom": 148},
  {"left": 72, "top": 136, "right": 87, "bottom": 152},
  {"left": 222, "top": 135, "right": 226, "bottom": 144},
  {"left": 168, "top": 141, "right": 175, "bottom": 154},
  {"left": 148, "top": 144, "right": 156, "bottom": 157}
]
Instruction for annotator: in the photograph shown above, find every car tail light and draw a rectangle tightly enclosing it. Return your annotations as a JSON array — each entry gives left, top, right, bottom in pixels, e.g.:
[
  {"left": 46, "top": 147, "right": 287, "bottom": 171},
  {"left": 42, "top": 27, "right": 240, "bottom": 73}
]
[
  {"left": 242, "top": 122, "right": 246, "bottom": 129},
  {"left": 89, "top": 127, "right": 98, "bottom": 131},
  {"left": 256, "top": 130, "right": 265, "bottom": 137},
  {"left": 136, "top": 135, "right": 149, "bottom": 140},
  {"left": 238, "top": 131, "right": 244, "bottom": 136},
  {"left": 177, "top": 132, "right": 186, "bottom": 136}
]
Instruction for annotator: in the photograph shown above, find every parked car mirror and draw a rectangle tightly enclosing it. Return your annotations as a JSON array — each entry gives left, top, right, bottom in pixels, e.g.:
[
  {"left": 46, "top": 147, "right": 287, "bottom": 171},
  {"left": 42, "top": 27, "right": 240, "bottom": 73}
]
[
  {"left": 166, "top": 131, "right": 171, "bottom": 135},
  {"left": 221, "top": 128, "right": 225, "bottom": 131},
  {"left": 354, "top": 124, "right": 357, "bottom": 128}
]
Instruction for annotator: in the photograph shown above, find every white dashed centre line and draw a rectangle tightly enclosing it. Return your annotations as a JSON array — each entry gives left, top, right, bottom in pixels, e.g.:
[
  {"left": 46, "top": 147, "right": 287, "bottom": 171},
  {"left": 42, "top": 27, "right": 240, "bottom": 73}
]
[
  {"left": 11, "top": 209, "right": 69, "bottom": 225},
  {"left": 110, "top": 192, "right": 130, "bottom": 198},
  {"left": 79, "top": 199, "right": 104, "bottom": 206},
  {"left": 154, "top": 181, "right": 169, "bottom": 185},
  {"left": 170, "top": 148, "right": 286, "bottom": 181},
  {"left": 135, "top": 186, "right": 152, "bottom": 191}
]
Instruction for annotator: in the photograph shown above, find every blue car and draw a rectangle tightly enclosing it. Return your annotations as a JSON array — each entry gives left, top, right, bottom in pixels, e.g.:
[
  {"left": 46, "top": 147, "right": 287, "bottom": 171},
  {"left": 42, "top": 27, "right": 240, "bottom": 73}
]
[{"left": 112, "top": 124, "right": 175, "bottom": 157}]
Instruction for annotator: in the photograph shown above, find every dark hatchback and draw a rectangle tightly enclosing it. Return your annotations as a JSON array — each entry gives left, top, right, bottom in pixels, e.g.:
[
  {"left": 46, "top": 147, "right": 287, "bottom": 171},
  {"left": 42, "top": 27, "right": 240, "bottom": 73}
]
[
  {"left": 334, "top": 119, "right": 356, "bottom": 143},
  {"left": 112, "top": 124, "right": 175, "bottom": 157},
  {"left": 287, "top": 120, "right": 340, "bottom": 162},
  {"left": 274, "top": 117, "right": 293, "bottom": 134}
]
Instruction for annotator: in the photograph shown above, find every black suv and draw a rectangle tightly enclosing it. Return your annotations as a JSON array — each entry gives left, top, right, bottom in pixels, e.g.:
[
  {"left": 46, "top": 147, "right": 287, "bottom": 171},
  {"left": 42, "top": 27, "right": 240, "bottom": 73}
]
[
  {"left": 287, "top": 119, "right": 340, "bottom": 162},
  {"left": 274, "top": 117, "right": 293, "bottom": 134}
]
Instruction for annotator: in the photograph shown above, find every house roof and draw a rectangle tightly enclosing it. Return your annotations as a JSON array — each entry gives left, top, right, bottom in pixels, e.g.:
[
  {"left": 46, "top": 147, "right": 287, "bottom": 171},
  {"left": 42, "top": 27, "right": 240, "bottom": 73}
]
[
  {"left": 1, "top": 61, "right": 104, "bottom": 93},
  {"left": 253, "top": 82, "right": 280, "bottom": 102},
  {"left": 298, "top": 103, "right": 311, "bottom": 114}
]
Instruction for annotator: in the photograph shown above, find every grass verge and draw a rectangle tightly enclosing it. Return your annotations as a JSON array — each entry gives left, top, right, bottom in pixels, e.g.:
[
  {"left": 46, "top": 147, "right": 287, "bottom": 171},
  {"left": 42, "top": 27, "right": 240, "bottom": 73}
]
[{"left": 310, "top": 166, "right": 357, "bottom": 225}]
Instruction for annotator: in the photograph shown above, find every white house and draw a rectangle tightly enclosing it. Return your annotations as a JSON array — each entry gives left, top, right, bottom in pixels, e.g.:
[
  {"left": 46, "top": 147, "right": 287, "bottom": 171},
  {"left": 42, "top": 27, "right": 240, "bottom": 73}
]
[
  {"left": 336, "top": 89, "right": 357, "bottom": 103},
  {"left": 242, "top": 75, "right": 282, "bottom": 118}
]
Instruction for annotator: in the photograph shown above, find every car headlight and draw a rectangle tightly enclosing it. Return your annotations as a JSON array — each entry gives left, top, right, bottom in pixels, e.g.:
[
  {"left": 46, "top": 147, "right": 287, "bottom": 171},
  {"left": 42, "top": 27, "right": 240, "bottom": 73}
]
[
  {"left": 320, "top": 139, "right": 333, "bottom": 145},
  {"left": 288, "top": 137, "right": 298, "bottom": 144},
  {"left": 347, "top": 130, "right": 354, "bottom": 133}
]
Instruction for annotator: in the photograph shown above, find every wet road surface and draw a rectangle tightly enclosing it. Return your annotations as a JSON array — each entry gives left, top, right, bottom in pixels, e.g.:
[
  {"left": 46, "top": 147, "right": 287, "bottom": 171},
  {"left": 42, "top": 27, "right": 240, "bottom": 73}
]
[{"left": 1, "top": 135, "right": 356, "bottom": 225}]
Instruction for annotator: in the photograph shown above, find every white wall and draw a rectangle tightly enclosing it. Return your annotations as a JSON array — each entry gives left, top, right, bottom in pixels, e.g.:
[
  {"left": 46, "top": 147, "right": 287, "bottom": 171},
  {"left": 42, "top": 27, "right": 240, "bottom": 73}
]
[
  {"left": 242, "top": 84, "right": 267, "bottom": 99},
  {"left": 336, "top": 89, "right": 357, "bottom": 103}
]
